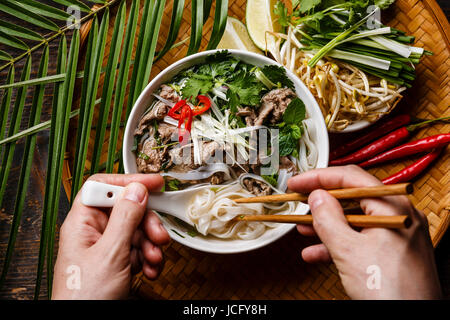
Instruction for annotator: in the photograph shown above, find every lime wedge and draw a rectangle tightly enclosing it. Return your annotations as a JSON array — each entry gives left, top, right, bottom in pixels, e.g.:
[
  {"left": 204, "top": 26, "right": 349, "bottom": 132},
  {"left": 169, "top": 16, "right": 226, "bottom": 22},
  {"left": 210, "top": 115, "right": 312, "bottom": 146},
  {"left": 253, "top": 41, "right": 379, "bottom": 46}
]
[
  {"left": 217, "top": 16, "right": 263, "bottom": 54},
  {"left": 245, "top": 0, "right": 281, "bottom": 53}
]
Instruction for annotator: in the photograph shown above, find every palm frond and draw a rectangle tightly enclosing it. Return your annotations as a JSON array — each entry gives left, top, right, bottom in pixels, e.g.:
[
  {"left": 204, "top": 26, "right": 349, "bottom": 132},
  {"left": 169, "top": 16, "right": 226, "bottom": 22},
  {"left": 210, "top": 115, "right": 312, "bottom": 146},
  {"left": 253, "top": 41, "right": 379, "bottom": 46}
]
[
  {"left": 0, "top": 1, "right": 59, "bottom": 32},
  {"left": 187, "top": 0, "right": 204, "bottom": 56},
  {"left": 90, "top": 0, "right": 126, "bottom": 174},
  {"left": 17, "top": 0, "right": 72, "bottom": 21},
  {"left": 206, "top": 0, "right": 228, "bottom": 50},
  {"left": 0, "top": 45, "right": 49, "bottom": 289},
  {"left": 35, "top": 34, "right": 68, "bottom": 299},
  {"left": 0, "top": 66, "right": 14, "bottom": 165},
  {"left": 0, "top": 31, "right": 29, "bottom": 51},
  {"left": 52, "top": 0, "right": 91, "bottom": 13},
  {"left": 0, "top": 20, "right": 43, "bottom": 42},
  {"left": 0, "top": 109, "right": 79, "bottom": 146},
  {"left": 155, "top": 0, "right": 185, "bottom": 61},
  {"left": 0, "top": 55, "right": 31, "bottom": 208},
  {"left": 106, "top": 0, "right": 139, "bottom": 173},
  {"left": 70, "top": 10, "right": 109, "bottom": 200}
]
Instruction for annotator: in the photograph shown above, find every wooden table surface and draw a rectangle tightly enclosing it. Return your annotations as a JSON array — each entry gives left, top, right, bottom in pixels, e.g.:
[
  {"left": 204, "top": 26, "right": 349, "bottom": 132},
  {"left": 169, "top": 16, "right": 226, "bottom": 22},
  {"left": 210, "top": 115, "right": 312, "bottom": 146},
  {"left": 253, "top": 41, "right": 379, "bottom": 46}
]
[{"left": 0, "top": 1, "right": 449, "bottom": 300}]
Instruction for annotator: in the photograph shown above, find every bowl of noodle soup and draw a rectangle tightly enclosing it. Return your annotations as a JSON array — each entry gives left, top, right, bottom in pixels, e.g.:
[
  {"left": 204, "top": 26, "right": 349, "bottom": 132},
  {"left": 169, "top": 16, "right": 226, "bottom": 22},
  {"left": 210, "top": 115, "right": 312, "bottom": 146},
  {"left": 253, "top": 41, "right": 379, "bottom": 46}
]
[{"left": 123, "top": 50, "right": 329, "bottom": 254}]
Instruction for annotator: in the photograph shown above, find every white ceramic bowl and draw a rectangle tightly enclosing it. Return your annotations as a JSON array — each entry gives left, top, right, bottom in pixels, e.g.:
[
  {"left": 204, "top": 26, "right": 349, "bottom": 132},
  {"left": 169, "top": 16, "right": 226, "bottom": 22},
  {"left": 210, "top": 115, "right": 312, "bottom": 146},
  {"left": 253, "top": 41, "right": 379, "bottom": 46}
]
[{"left": 123, "top": 50, "right": 329, "bottom": 254}]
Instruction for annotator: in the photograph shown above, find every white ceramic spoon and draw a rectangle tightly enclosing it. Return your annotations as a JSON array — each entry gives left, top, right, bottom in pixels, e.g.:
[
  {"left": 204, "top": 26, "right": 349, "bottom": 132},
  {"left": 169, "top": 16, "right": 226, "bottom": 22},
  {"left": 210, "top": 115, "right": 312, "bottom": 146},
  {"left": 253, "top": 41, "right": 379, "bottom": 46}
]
[{"left": 80, "top": 180, "right": 211, "bottom": 226}]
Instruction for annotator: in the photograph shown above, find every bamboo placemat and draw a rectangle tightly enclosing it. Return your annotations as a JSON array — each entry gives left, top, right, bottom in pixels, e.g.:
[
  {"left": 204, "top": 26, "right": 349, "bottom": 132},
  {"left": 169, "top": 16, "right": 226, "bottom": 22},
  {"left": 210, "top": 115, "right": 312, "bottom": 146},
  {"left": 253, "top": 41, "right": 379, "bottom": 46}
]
[{"left": 62, "top": 0, "right": 450, "bottom": 299}]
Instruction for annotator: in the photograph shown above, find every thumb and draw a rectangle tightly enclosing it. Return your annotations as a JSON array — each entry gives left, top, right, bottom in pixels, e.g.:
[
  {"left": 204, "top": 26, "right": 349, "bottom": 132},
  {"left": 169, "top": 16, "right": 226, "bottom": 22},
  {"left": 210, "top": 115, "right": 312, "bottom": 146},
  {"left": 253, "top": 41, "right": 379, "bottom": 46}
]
[
  {"left": 308, "top": 190, "right": 359, "bottom": 252},
  {"left": 101, "top": 182, "right": 148, "bottom": 248}
]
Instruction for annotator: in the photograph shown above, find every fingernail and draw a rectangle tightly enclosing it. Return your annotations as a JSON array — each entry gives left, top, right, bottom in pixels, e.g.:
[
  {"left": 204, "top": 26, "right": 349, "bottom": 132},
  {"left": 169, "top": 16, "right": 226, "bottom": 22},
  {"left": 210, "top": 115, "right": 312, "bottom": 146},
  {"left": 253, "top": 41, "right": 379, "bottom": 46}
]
[
  {"left": 309, "top": 192, "right": 324, "bottom": 210},
  {"left": 124, "top": 183, "right": 146, "bottom": 204}
]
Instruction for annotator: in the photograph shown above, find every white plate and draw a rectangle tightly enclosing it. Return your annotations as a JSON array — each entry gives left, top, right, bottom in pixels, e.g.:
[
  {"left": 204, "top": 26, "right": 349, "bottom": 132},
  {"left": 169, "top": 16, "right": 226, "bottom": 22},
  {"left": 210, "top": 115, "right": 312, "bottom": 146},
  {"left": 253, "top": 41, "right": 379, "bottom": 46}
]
[{"left": 122, "top": 50, "right": 329, "bottom": 254}]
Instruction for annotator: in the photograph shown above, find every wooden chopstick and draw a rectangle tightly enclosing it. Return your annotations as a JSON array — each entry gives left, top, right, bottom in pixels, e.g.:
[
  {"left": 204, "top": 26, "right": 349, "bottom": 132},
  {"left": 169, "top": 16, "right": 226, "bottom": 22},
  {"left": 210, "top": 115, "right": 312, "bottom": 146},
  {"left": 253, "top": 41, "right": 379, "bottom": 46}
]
[
  {"left": 234, "top": 214, "right": 412, "bottom": 229},
  {"left": 233, "top": 183, "right": 413, "bottom": 204}
]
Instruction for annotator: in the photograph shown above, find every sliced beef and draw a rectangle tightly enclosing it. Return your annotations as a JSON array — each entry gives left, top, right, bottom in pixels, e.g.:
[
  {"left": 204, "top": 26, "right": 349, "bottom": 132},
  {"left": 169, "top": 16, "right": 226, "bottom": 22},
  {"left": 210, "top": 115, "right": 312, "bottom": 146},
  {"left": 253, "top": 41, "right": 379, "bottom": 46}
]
[
  {"left": 158, "top": 123, "right": 177, "bottom": 144},
  {"left": 159, "top": 84, "right": 180, "bottom": 103},
  {"left": 280, "top": 156, "right": 297, "bottom": 173},
  {"left": 168, "top": 146, "right": 198, "bottom": 171},
  {"left": 254, "top": 88, "right": 296, "bottom": 125},
  {"left": 135, "top": 101, "right": 169, "bottom": 135},
  {"left": 201, "top": 141, "right": 223, "bottom": 164},
  {"left": 243, "top": 178, "right": 272, "bottom": 196},
  {"left": 136, "top": 137, "right": 168, "bottom": 173}
]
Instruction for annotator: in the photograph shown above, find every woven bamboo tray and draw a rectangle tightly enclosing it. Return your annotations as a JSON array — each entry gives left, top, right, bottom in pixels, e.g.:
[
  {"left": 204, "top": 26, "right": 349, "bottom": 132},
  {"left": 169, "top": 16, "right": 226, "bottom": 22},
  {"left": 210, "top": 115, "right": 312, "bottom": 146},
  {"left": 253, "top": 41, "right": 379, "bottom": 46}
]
[{"left": 62, "top": 0, "right": 450, "bottom": 299}]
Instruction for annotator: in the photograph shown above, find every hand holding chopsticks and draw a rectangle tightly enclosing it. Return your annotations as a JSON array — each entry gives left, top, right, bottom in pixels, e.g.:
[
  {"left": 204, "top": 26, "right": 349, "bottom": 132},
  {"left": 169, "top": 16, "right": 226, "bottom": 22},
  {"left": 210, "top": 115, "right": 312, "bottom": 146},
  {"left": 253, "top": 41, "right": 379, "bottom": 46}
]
[{"left": 233, "top": 183, "right": 413, "bottom": 229}]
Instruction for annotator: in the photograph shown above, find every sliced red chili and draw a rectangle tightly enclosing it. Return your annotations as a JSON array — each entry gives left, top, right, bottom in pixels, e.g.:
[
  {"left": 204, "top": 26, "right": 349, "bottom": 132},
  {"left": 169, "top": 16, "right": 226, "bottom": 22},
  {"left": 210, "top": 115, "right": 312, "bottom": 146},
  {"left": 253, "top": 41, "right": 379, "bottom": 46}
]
[
  {"left": 192, "top": 95, "right": 211, "bottom": 116},
  {"left": 167, "top": 99, "right": 187, "bottom": 120},
  {"left": 178, "top": 105, "right": 192, "bottom": 144}
]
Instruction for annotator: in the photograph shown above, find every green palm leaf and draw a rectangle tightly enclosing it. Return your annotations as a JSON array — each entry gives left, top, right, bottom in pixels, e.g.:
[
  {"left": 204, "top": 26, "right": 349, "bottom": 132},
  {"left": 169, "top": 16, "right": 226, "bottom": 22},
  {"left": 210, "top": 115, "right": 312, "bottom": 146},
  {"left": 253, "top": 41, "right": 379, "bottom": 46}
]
[
  {"left": 0, "top": 0, "right": 59, "bottom": 32},
  {"left": 46, "top": 29, "right": 80, "bottom": 297},
  {"left": 70, "top": 10, "right": 109, "bottom": 200},
  {"left": 16, "top": 0, "right": 72, "bottom": 21},
  {"left": 203, "top": 0, "right": 213, "bottom": 24},
  {"left": 0, "top": 45, "right": 48, "bottom": 289},
  {"left": 0, "top": 31, "right": 29, "bottom": 51},
  {"left": 35, "top": 35, "right": 67, "bottom": 299},
  {"left": 52, "top": 0, "right": 91, "bottom": 13},
  {"left": 0, "top": 74, "right": 64, "bottom": 90},
  {"left": 206, "top": 0, "right": 228, "bottom": 50},
  {"left": 106, "top": 0, "right": 139, "bottom": 173},
  {"left": 91, "top": 0, "right": 126, "bottom": 174},
  {"left": 0, "top": 109, "right": 79, "bottom": 146},
  {"left": 187, "top": 0, "right": 204, "bottom": 55},
  {"left": 155, "top": 0, "right": 185, "bottom": 62},
  {"left": 0, "top": 20, "right": 43, "bottom": 42},
  {"left": 0, "top": 50, "right": 12, "bottom": 61},
  {"left": 0, "top": 66, "right": 14, "bottom": 165},
  {"left": 0, "top": 55, "right": 31, "bottom": 208}
]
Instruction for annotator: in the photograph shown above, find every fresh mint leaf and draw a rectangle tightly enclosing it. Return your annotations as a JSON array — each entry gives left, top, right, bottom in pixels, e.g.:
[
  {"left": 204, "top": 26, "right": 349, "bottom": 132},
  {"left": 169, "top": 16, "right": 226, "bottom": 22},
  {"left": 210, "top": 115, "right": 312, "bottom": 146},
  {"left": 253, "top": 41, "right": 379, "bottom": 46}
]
[
  {"left": 279, "top": 132, "right": 296, "bottom": 156},
  {"left": 261, "top": 65, "right": 294, "bottom": 89},
  {"left": 290, "top": 124, "right": 302, "bottom": 139},
  {"left": 181, "top": 74, "right": 214, "bottom": 100},
  {"left": 283, "top": 97, "right": 306, "bottom": 125}
]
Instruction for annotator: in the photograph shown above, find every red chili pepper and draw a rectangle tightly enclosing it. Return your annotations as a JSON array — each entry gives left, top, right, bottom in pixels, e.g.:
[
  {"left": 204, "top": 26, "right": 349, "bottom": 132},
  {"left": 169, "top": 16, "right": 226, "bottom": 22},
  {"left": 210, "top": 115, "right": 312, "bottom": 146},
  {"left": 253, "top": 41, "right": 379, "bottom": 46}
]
[
  {"left": 382, "top": 148, "right": 443, "bottom": 185},
  {"left": 329, "top": 116, "right": 450, "bottom": 166},
  {"left": 192, "top": 95, "right": 211, "bottom": 116},
  {"left": 167, "top": 99, "right": 187, "bottom": 120},
  {"left": 329, "top": 114, "right": 412, "bottom": 160},
  {"left": 359, "top": 133, "right": 450, "bottom": 168},
  {"left": 178, "top": 105, "right": 192, "bottom": 144}
]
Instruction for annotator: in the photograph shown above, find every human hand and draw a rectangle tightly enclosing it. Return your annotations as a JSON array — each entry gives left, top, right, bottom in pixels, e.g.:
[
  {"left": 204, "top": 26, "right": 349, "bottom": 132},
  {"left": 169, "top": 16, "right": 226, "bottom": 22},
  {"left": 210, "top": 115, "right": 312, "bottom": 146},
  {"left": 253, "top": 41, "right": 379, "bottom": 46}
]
[
  {"left": 288, "top": 165, "right": 442, "bottom": 300},
  {"left": 52, "top": 174, "right": 170, "bottom": 300}
]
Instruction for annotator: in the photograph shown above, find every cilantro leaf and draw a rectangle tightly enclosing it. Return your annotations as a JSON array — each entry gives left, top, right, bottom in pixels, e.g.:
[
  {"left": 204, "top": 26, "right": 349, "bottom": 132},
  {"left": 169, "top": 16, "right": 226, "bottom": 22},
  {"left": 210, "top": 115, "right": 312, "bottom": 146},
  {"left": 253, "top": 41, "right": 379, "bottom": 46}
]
[
  {"left": 226, "top": 72, "right": 263, "bottom": 106},
  {"left": 283, "top": 97, "right": 306, "bottom": 125},
  {"left": 181, "top": 74, "right": 214, "bottom": 100},
  {"left": 297, "top": 0, "right": 322, "bottom": 13},
  {"left": 261, "top": 65, "right": 294, "bottom": 89},
  {"left": 274, "top": 1, "right": 290, "bottom": 27}
]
